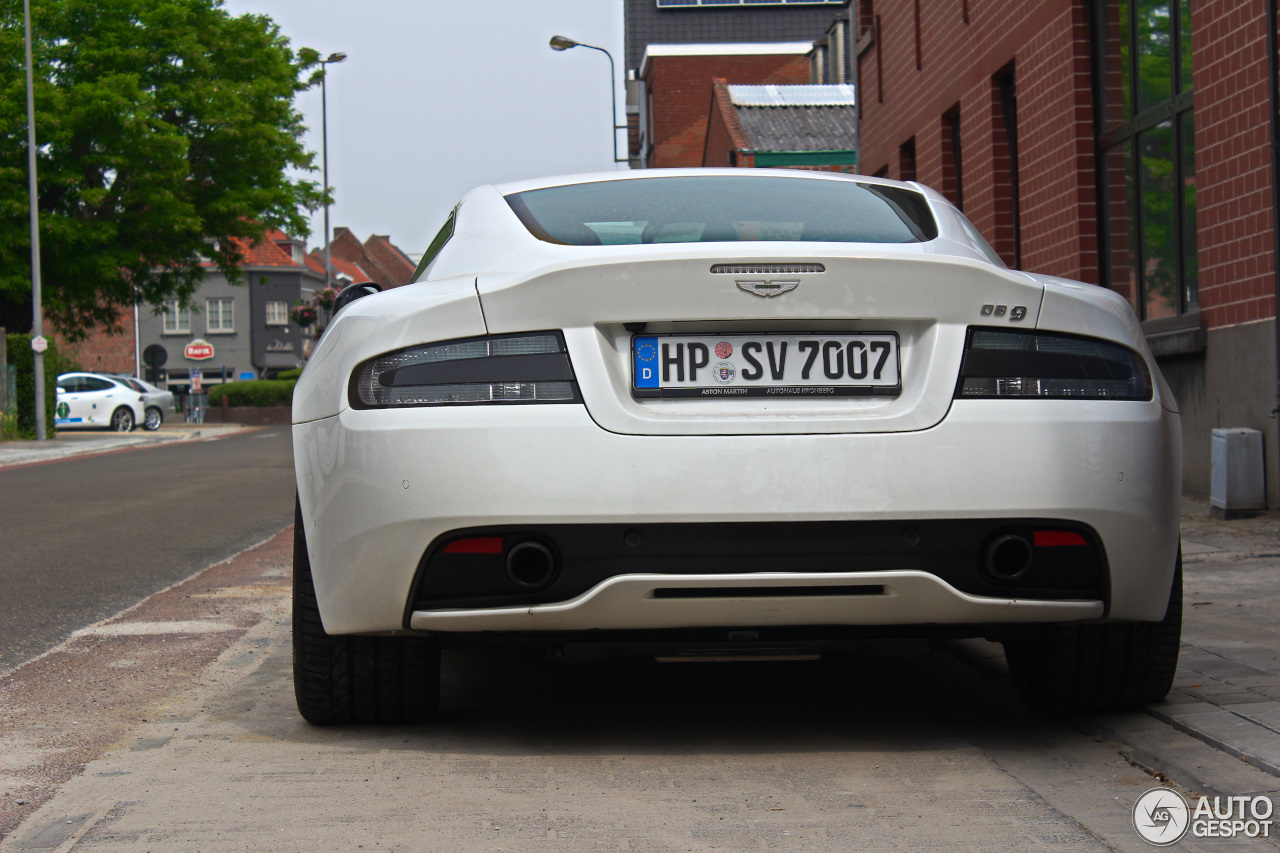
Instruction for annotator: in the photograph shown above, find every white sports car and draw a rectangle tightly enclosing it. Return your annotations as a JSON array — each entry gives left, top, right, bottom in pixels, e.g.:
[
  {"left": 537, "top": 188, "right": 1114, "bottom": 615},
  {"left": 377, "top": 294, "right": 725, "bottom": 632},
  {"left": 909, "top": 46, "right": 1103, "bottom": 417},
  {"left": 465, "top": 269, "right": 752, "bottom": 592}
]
[
  {"left": 55, "top": 372, "right": 148, "bottom": 432},
  {"left": 292, "top": 169, "right": 1182, "bottom": 724}
]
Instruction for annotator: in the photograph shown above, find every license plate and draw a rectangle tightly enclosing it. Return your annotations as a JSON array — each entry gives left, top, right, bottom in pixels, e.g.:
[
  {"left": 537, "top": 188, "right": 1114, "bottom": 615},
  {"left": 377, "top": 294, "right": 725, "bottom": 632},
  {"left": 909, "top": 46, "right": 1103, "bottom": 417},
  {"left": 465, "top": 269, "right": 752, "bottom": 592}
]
[{"left": 632, "top": 333, "right": 901, "bottom": 398}]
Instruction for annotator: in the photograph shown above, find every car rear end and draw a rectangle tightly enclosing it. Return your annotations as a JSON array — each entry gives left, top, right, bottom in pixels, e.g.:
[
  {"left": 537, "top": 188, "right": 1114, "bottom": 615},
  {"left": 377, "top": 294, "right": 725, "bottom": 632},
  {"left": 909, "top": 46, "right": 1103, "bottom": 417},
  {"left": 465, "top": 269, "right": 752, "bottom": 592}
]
[{"left": 295, "top": 173, "right": 1179, "bottom": 640}]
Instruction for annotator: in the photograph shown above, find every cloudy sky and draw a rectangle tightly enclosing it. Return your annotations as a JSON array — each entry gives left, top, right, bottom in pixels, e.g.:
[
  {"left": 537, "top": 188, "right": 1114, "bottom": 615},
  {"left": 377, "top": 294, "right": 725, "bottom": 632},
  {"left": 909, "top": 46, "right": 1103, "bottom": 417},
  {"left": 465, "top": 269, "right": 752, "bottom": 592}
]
[{"left": 221, "top": 0, "right": 627, "bottom": 255}]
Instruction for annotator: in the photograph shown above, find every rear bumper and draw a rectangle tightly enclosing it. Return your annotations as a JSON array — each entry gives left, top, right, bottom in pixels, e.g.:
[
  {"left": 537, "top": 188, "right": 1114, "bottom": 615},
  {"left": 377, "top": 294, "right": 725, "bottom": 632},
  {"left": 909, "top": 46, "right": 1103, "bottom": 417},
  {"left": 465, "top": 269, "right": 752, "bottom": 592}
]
[
  {"left": 293, "top": 398, "right": 1181, "bottom": 634},
  {"left": 409, "top": 571, "right": 1103, "bottom": 632}
]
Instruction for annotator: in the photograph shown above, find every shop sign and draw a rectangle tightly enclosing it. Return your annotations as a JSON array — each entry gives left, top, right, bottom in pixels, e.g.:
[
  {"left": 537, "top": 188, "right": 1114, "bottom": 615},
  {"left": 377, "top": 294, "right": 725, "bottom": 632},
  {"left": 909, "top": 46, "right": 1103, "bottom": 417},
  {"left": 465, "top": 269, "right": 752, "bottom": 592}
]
[{"left": 184, "top": 339, "right": 215, "bottom": 360}]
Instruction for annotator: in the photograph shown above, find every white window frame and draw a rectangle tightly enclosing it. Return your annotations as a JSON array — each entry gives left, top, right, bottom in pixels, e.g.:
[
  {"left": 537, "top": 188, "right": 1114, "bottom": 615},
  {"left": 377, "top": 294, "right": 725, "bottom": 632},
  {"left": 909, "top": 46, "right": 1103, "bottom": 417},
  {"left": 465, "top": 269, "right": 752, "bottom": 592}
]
[
  {"left": 265, "top": 300, "right": 289, "bottom": 326},
  {"left": 162, "top": 299, "right": 190, "bottom": 335},
  {"left": 206, "top": 297, "right": 234, "bottom": 334}
]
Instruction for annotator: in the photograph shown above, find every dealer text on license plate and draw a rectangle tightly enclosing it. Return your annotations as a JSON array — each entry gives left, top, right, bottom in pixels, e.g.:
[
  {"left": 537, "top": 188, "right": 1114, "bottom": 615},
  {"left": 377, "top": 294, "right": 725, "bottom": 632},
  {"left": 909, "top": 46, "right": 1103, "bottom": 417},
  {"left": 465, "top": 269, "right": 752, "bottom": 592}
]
[{"left": 632, "top": 333, "right": 901, "bottom": 398}]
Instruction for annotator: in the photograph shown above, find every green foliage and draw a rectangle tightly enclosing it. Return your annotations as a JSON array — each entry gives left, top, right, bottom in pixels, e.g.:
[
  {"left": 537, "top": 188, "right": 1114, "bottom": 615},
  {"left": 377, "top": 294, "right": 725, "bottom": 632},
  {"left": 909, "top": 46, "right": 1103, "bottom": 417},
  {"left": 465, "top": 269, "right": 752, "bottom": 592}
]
[
  {"left": 5, "top": 332, "right": 69, "bottom": 437},
  {"left": 207, "top": 378, "right": 295, "bottom": 407},
  {"left": 0, "top": 0, "right": 327, "bottom": 338},
  {"left": 275, "top": 367, "right": 303, "bottom": 380}
]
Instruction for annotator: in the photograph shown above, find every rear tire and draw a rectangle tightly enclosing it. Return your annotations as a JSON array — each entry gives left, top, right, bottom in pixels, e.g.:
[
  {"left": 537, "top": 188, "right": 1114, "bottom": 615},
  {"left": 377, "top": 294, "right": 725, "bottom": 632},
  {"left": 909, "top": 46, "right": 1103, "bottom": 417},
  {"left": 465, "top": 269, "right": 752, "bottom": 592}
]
[
  {"left": 110, "top": 406, "right": 134, "bottom": 432},
  {"left": 143, "top": 407, "right": 163, "bottom": 431},
  {"left": 1003, "top": 549, "right": 1182, "bottom": 715},
  {"left": 292, "top": 497, "right": 440, "bottom": 725}
]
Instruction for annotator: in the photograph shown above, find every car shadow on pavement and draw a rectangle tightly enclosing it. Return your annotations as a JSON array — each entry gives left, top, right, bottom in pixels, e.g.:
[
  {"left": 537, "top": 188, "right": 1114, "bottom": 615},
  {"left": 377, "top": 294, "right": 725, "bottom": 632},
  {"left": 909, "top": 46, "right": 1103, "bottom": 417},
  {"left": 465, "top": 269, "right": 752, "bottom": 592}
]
[{"left": 223, "top": 634, "right": 1064, "bottom": 757}]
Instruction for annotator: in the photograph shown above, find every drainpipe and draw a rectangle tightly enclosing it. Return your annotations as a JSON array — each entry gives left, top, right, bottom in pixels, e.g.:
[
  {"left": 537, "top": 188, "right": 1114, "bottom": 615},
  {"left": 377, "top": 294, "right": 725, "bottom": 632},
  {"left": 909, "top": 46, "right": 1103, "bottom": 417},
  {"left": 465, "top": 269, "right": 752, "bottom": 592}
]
[{"left": 1268, "top": 0, "right": 1280, "bottom": 488}]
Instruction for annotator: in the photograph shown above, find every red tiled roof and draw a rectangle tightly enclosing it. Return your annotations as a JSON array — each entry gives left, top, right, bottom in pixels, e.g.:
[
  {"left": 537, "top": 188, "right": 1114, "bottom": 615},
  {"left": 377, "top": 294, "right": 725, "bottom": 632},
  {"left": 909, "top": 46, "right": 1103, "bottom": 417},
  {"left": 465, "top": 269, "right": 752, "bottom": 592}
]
[
  {"left": 306, "top": 250, "right": 374, "bottom": 283},
  {"left": 238, "top": 236, "right": 298, "bottom": 267}
]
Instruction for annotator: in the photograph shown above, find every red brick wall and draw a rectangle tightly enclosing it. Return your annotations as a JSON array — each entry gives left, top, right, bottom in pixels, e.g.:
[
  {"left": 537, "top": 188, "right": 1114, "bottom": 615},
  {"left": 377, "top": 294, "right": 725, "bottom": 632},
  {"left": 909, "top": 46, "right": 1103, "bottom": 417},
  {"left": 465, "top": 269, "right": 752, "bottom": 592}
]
[
  {"left": 1013, "top": 2, "right": 1098, "bottom": 282},
  {"left": 54, "top": 312, "right": 135, "bottom": 375},
  {"left": 645, "top": 53, "right": 809, "bottom": 168},
  {"left": 703, "top": 96, "right": 737, "bottom": 167},
  {"left": 1195, "top": 1, "right": 1277, "bottom": 329},
  {"left": 858, "top": 0, "right": 1098, "bottom": 282}
]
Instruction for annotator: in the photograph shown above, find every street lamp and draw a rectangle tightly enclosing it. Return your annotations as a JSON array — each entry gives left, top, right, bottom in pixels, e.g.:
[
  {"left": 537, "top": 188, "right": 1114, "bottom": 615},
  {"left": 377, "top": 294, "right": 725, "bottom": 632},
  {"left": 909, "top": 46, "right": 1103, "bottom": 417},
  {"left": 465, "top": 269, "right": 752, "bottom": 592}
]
[
  {"left": 549, "top": 35, "right": 626, "bottom": 164},
  {"left": 23, "top": 0, "right": 47, "bottom": 440},
  {"left": 320, "top": 51, "right": 347, "bottom": 292}
]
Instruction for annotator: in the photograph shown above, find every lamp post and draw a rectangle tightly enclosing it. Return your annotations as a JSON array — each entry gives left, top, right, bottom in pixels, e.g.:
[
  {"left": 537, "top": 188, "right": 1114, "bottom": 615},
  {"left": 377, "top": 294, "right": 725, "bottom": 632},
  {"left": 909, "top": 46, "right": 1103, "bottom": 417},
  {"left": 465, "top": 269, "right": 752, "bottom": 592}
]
[
  {"left": 549, "top": 35, "right": 626, "bottom": 164},
  {"left": 23, "top": 0, "right": 46, "bottom": 440},
  {"left": 320, "top": 51, "right": 347, "bottom": 292}
]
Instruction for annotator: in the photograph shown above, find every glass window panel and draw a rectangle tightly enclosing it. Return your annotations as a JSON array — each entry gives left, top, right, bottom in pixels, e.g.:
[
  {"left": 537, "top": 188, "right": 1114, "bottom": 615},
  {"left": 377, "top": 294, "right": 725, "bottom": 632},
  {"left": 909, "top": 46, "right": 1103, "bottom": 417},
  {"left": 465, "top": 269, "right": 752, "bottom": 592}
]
[
  {"left": 266, "top": 300, "right": 288, "bottom": 325},
  {"left": 207, "top": 298, "right": 234, "bottom": 332},
  {"left": 1140, "top": 120, "right": 1177, "bottom": 321},
  {"left": 1099, "top": 0, "right": 1132, "bottom": 128},
  {"left": 1180, "top": 110, "right": 1198, "bottom": 311},
  {"left": 1136, "top": 0, "right": 1173, "bottom": 112},
  {"left": 507, "top": 177, "right": 938, "bottom": 246},
  {"left": 1178, "top": 0, "right": 1192, "bottom": 92},
  {"left": 1103, "top": 142, "right": 1140, "bottom": 315}
]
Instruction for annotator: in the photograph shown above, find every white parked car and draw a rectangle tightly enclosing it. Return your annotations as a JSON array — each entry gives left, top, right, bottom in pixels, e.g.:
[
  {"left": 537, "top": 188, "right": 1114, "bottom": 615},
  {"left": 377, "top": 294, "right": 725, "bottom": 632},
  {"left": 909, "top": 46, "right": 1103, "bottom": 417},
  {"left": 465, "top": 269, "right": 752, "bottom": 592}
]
[
  {"left": 112, "top": 375, "right": 175, "bottom": 431},
  {"left": 292, "top": 169, "right": 1182, "bottom": 724},
  {"left": 55, "top": 372, "right": 148, "bottom": 432}
]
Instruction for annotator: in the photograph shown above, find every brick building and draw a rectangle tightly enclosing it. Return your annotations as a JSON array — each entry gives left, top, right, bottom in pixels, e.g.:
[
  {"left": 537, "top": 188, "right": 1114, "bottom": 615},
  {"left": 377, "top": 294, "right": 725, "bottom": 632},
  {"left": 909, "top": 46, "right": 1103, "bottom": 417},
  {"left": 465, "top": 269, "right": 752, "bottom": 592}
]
[
  {"left": 704, "top": 80, "right": 858, "bottom": 169},
  {"left": 625, "top": 0, "right": 849, "bottom": 167},
  {"left": 53, "top": 314, "right": 135, "bottom": 376},
  {"left": 856, "top": 0, "right": 1280, "bottom": 504}
]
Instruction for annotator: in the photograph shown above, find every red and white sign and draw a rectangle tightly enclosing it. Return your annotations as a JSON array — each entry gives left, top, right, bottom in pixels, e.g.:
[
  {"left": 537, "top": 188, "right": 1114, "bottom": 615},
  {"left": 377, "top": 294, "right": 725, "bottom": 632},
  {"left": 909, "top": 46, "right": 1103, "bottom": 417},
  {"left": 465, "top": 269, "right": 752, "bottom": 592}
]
[{"left": 184, "top": 338, "right": 215, "bottom": 361}]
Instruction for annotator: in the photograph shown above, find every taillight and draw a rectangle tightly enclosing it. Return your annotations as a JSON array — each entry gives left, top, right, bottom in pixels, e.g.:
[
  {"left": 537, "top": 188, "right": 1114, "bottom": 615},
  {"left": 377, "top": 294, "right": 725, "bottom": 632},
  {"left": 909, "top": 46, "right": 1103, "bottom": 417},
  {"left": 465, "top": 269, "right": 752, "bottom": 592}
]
[
  {"left": 956, "top": 328, "right": 1151, "bottom": 401},
  {"left": 350, "top": 331, "right": 579, "bottom": 408}
]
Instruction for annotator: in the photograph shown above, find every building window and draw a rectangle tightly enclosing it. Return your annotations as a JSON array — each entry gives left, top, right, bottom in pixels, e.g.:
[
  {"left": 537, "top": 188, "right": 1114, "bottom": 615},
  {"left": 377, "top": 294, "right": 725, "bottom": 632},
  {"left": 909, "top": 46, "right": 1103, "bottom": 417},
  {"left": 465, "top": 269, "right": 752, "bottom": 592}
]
[
  {"left": 206, "top": 298, "right": 234, "bottom": 333},
  {"left": 162, "top": 300, "right": 190, "bottom": 335},
  {"left": 1095, "top": 0, "right": 1196, "bottom": 325},
  {"left": 994, "top": 62, "right": 1021, "bottom": 268},
  {"left": 266, "top": 300, "right": 289, "bottom": 326},
  {"left": 942, "top": 106, "right": 963, "bottom": 210},
  {"left": 898, "top": 138, "right": 917, "bottom": 182}
]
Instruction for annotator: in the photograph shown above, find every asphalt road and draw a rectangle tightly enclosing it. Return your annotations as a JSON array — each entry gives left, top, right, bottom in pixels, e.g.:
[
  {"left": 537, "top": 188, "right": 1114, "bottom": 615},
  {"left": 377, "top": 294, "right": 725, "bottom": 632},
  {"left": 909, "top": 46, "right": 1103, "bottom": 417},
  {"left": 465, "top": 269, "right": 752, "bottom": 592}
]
[{"left": 0, "top": 427, "right": 295, "bottom": 675}]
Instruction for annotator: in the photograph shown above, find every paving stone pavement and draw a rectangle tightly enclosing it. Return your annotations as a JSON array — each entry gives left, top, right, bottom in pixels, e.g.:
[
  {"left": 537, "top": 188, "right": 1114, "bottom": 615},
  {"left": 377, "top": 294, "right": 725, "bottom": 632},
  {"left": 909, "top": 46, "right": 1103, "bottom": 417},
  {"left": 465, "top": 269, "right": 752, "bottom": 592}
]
[{"left": 1140, "top": 500, "right": 1280, "bottom": 783}]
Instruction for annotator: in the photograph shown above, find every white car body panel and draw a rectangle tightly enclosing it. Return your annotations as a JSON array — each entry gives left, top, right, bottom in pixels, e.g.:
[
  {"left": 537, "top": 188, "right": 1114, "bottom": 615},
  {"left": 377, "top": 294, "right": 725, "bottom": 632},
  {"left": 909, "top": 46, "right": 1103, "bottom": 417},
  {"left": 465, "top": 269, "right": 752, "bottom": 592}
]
[
  {"left": 295, "top": 400, "right": 1179, "bottom": 634},
  {"left": 293, "top": 169, "right": 1181, "bottom": 644}
]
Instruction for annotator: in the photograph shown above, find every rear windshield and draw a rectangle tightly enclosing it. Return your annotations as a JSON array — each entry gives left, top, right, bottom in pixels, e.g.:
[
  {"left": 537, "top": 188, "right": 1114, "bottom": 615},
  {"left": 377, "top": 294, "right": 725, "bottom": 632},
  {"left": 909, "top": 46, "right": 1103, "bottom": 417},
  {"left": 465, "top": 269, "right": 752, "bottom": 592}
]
[{"left": 505, "top": 176, "right": 937, "bottom": 246}]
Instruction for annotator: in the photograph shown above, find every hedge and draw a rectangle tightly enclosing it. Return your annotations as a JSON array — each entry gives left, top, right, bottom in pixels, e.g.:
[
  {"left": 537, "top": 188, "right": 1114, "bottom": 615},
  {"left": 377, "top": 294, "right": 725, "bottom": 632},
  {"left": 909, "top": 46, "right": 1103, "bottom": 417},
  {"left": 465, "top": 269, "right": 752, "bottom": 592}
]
[
  {"left": 207, "top": 378, "right": 296, "bottom": 407},
  {"left": 275, "top": 367, "right": 304, "bottom": 381},
  {"left": 5, "top": 333, "right": 78, "bottom": 438}
]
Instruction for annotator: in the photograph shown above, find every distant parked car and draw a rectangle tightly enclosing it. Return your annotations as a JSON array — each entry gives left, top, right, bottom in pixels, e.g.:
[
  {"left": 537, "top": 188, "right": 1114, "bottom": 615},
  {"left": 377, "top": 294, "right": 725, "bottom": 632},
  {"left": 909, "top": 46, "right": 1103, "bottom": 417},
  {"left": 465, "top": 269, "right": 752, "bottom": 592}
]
[
  {"left": 55, "top": 372, "right": 147, "bottom": 432},
  {"left": 112, "top": 375, "right": 175, "bottom": 431}
]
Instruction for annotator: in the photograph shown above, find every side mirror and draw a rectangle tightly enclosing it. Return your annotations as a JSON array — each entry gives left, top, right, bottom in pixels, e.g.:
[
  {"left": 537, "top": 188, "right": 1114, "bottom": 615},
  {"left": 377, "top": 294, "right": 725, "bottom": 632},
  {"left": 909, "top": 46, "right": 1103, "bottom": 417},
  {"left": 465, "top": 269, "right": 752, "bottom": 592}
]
[{"left": 332, "top": 282, "right": 382, "bottom": 315}]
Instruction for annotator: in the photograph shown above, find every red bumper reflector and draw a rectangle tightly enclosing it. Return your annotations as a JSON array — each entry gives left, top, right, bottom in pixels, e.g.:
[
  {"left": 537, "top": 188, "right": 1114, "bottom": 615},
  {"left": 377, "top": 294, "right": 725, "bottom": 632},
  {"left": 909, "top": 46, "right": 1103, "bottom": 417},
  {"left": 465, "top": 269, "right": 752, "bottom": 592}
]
[
  {"left": 1033, "top": 531, "right": 1088, "bottom": 548},
  {"left": 442, "top": 537, "right": 504, "bottom": 554}
]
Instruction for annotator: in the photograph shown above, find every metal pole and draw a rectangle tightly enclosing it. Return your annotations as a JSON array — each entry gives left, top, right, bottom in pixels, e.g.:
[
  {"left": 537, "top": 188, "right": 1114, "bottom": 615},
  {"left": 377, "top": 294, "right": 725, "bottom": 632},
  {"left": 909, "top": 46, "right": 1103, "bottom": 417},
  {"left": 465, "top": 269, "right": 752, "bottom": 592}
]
[
  {"left": 851, "top": 2, "right": 860, "bottom": 173},
  {"left": 23, "top": 0, "right": 45, "bottom": 440},
  {"left": 321, "top": 66, "right": 331, "bottom": 292},
  {"left": 580, "top": 44, "right": 626, "bottom": 164},
  {"left": 1266, "top": 0, "right": 1280, "bottom": 490},
  {"left": 133, "top": 302, "right": 140, "bottom": 378}
]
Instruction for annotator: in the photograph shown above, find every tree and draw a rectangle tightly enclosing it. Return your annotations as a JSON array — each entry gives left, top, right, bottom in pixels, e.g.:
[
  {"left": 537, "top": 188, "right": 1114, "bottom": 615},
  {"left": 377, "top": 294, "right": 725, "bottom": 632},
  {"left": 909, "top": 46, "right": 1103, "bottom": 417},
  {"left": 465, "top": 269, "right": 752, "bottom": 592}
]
[{"left": 0, "top": 0, "right": 326, "bottom": 338}]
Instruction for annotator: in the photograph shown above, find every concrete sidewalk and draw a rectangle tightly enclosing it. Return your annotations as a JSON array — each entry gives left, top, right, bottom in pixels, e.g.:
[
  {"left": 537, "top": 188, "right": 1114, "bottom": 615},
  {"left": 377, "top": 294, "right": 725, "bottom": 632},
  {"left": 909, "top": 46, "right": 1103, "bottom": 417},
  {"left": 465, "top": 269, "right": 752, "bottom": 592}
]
[{"left": 0, "top": 422, "right": 257, "bottom": 469}]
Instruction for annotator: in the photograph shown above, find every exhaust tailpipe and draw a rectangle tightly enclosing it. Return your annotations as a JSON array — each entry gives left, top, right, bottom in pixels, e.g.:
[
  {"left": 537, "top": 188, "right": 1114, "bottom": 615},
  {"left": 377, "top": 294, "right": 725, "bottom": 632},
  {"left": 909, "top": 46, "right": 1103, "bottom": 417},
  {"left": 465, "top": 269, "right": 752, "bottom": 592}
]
[
  {"left": 984, "top": 534, "right": 1033, "bottom": 581},
  {"left": 506, "top": 541, "right": 557, "bottom": 589}
]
